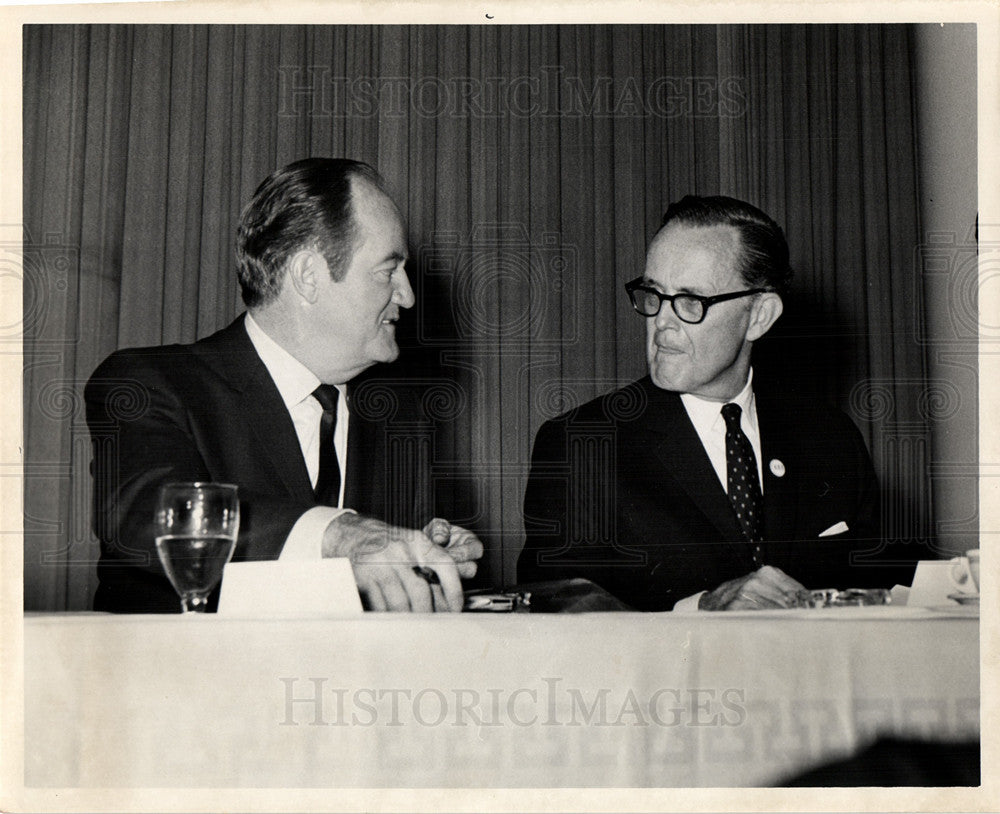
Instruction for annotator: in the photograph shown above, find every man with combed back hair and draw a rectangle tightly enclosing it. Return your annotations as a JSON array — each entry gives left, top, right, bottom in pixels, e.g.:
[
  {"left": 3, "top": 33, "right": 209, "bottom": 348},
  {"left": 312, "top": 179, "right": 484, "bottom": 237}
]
[
  {"left": 87, "top": 158, "right": 482, "bottom": 613},
  {"left": 519, "top": 195, "right": 915, "bottom": 610}
]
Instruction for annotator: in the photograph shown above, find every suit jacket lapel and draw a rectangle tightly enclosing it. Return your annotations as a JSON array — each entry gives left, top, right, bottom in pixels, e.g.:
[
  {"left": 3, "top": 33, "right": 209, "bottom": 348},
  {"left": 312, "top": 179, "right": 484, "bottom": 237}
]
[
  {"left": 343, "top": 382, "right": 388, "bottom": 518},
  {"left": 242, "top": 366, "right": 315, "bottom": 503},
  {"left": 642, "top": 380, "right": 745, "bottom": 545},
  {"left": 195, "top": 316, "right": 315, "bottom": 504}
]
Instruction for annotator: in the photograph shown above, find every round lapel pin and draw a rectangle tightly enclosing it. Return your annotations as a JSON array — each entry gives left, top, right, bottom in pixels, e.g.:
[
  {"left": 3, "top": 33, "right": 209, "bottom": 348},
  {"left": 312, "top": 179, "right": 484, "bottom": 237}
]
[{"left": 769, "top": 459, "right": 786, "bottom": 478}]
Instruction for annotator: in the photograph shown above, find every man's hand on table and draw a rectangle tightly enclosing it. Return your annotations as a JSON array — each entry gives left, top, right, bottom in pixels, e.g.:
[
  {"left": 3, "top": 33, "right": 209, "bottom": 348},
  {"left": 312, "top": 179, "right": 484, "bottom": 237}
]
[
  {"left": 322, "top": 514, "right": 482, "bottom": 612},
  {"left": 698, "top": 565, "right": 810, "bottom": 611},
  {"left": 423, "top": 517, "right": 484, "bottom": 579}
]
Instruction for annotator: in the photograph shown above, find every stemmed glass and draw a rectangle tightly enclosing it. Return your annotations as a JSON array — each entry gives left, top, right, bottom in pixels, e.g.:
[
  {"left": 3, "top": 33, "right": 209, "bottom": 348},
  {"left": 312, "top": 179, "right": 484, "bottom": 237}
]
[{"left": 154, "top": 482, "right": 240, "bottom": 613}]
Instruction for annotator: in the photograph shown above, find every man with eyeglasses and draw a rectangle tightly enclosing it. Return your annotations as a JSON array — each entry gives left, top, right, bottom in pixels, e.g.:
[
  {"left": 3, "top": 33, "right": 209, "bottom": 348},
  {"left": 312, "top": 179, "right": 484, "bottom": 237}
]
[{"left": 519, "top": 195, "right": 913, "bottom": 611}]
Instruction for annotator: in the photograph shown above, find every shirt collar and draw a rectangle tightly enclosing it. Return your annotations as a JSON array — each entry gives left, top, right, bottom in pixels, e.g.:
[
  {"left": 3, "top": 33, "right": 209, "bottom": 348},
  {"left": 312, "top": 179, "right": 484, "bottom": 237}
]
[
  {"left": 244, "top": 312, "right": 321, "bottom": 410},
  {"left": 680, "top": 368, "right": 757, "bottom": 436}
]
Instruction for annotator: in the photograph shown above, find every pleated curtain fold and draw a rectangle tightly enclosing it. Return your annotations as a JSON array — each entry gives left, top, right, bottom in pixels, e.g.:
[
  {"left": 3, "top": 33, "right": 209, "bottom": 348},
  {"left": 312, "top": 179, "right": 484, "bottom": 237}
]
[{"left": 23, "top": 24, "right": 926, "bottom": 610}]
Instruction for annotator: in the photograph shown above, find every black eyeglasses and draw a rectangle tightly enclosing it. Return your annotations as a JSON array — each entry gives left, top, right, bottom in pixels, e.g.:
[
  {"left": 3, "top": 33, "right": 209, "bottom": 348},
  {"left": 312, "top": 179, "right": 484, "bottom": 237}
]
[{"left": 624, "top": 278, "right": 772, "bottom": 325}]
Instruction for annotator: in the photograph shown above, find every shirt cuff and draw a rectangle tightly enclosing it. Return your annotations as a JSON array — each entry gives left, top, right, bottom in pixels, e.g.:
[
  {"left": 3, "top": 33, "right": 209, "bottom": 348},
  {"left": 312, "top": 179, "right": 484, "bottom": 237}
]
[
  {"left": 280, "top": 506, "right": 355, "bottom": 560},
  {"left": 672, "top": 591, "right": 706, "bottom": 612}
]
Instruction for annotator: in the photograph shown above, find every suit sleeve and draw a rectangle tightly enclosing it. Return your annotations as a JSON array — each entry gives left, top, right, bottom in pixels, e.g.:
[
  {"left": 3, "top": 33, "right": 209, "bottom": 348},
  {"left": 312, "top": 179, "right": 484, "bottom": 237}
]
[
  {"left": 519, "top": 417, "right": 642, "bottom": 601},
  {"left": 85, "top": 350, "right": 309, "bottom": 588},
  {"left": 519, "top": 419, "right": 567, "bottom": 584},
  {"left": 844, "top": 412, "right": 882, "bottom": 545},
  {"left": 822, "top": 411, "right": 915, "bottom": 588}
]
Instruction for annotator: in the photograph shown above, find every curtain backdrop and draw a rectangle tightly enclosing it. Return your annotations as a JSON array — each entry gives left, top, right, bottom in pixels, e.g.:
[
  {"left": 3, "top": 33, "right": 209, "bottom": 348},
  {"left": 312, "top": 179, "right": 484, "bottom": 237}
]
[{"left": 23, "top": 24, "right": 928, "bottom": 611}]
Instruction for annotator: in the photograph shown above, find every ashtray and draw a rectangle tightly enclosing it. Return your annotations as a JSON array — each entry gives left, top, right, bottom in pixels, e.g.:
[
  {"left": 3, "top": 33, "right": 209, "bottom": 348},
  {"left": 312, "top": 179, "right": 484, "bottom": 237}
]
[
  {"left": 807, "top": 588, "right": 892, "bottom": 608},
  {"left": 463, "top": 590, "right": 532, "bottom": 613}
]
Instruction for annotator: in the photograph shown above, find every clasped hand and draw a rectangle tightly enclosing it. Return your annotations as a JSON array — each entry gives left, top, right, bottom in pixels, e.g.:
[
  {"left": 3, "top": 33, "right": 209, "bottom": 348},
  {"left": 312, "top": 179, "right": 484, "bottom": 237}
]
[
  {"left": 698, "top": 565, "right": 810, "bottom": 611},
  {"left": 323, "top": 514, "right": 483, "bottom": 612}
]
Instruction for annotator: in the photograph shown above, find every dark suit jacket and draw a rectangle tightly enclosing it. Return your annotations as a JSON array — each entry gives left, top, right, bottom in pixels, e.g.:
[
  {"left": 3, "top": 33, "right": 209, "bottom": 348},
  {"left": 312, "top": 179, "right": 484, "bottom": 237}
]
[
  {"left": 518, "top": 377, "right": 915, "bottom": 610},
  {"left": 85, "top": 315, "right": 420, "bottom": 613}
]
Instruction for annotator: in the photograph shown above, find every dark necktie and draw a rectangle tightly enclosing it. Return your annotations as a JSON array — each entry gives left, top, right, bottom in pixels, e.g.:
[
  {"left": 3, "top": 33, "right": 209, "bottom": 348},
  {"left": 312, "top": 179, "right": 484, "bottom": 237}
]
[
  {"left": 721, "top": 402, "right": 764, "bottom": 564},
  {"left": 312, "top": 385, "right": 341, "bottom": 506}
]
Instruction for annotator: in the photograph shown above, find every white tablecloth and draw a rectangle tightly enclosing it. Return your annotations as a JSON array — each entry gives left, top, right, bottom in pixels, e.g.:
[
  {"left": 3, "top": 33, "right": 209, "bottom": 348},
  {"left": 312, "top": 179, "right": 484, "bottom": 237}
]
[{"left": 24, "top": 607, "right": 979, "bottom": 788}]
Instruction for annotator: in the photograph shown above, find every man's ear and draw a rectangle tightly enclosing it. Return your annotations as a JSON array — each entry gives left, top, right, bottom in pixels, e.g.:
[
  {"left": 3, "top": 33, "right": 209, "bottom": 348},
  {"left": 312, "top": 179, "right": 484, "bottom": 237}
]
[
  {"left": 746, "top": 292, "right": 783, "bottom": 342},
  {"left": 286, "top": 249, "right": 323, "bottom": 304}
]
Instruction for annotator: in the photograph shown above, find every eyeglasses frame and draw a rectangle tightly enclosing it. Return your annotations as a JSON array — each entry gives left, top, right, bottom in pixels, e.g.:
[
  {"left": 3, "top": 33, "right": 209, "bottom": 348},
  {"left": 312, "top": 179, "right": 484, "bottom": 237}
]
[{"left": 624, "top": 277, "right": 774, "bottom": 325}]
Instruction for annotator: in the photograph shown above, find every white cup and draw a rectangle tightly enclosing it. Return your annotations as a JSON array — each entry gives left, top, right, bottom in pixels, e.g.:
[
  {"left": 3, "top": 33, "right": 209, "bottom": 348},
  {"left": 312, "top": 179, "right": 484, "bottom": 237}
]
[{"left": 949, "top": 549, "right": 980, "bottom": 595}]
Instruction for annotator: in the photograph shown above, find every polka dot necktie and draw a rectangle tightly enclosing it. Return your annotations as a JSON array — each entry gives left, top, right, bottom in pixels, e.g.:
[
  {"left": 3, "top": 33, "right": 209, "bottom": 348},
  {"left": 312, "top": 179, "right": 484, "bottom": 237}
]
[
  {"left": 311, "top": 385, "right": 341, "bottom": 506},
  {"left": 721, "top": 402, "right": 764, "bottom": 565}
]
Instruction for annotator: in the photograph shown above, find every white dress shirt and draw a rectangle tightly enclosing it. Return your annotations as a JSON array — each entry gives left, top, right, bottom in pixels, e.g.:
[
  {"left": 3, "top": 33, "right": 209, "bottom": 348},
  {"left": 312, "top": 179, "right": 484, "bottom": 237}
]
[
  {"left": 673, "top": 370, "right": 763, "bottom": 611},
  {"left": 679, "top": 370, "right": 764, "bottom": 495},
  {"left": 244, "top": 313, "right": 351, "bottom": 559}
]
